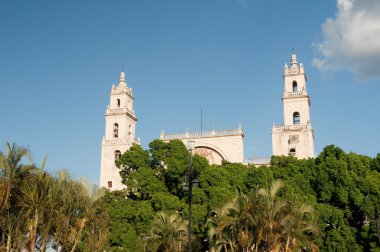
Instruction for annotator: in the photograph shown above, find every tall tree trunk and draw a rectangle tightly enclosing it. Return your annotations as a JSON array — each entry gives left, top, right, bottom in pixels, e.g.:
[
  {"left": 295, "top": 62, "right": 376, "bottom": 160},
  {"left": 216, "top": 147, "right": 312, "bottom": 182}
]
[
  {"left": 2, "top": 217, "right": 7, "bottom": 252},
  {"left": 27, "top": 210, "right": 39, "bottom": 252},
  {"left": 6, "top": 221, "right": 11, "bottom": 252},
  {"left": 285, "top": 235, "right": 290, "bottom": 252},
  {"left": 0, "top": 177, "right": 12, "bottom": 212},
  {"left": 41, "top": 239, "right": 47, "bottom": 252},
  {"left": 2, "top": 232, "right": 5, "bottom": 252},
  {"left": 70, "top": 218, "right": 86, "bottom": 252}
]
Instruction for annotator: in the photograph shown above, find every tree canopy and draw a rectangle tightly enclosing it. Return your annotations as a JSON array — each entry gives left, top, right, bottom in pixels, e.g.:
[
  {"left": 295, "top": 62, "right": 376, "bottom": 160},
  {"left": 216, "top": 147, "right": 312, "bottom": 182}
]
[
  {"left": 1, "top": 141, "right": 379, "bottom": 251},
  {"left": 106, "top": 141, "right": 380, "bottom": 251}
]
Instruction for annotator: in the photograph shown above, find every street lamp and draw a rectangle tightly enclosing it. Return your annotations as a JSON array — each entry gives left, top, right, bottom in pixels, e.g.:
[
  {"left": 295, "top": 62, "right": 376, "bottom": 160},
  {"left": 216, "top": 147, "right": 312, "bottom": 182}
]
[{"left": 185, "top": 140, "right": 195, "bottom": 252}]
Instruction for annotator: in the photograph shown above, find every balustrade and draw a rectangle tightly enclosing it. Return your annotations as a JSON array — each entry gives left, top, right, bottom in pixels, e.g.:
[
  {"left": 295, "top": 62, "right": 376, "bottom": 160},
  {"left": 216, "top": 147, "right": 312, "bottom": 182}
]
[
  {"left": 273, "top": 124, "right": 309, "bottom": 132},
  {"left": 245, "top": 157, "right": 271, "bottom": 165},
  {"left": 283, "top": 90, "right": 307, "bottom": 98},
  {"left": 161, "top": 128, "right": 243, "bottom": 140}
]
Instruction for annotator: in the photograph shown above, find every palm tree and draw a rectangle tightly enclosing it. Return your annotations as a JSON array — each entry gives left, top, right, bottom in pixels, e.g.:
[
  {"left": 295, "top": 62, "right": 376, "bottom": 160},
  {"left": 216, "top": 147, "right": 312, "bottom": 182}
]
[
  {"left": 80, "top": 188, "right": 109, "bottom": 252},
  {"left": 207, "top": 200, "right": 238, "bottom": 251},
  {"left": 51, "top": 172, "right": 109, "bottom": 252},
  {"left": 0, "top": 143, "right": 35, "bottom": 251},
  {"left": 207, "top": 226, "right": 224, "bottom": 252},
  {"left": 0, "top": 144, "right": 109, "bottom": 252},
  {"left": 279, "top": 203, "right": 319, "bottom": 252},
  {"left": 145, "top": 212, "right": 188, "bottom": 252},
  {"left": 51, "top": 170, "right": 90, "bottom": 251},
  {"left": 0, "top": 142, "right": 35, "bottom": 211},
  {"left": 256, "top": 180, "right": 288, "bottom": 250},
  {"left": 207, "top": 193, "right": 261, "bottom": 252},
  {"left": 69, "top": 182, "right": 109, "bottom": 252},
  {"left": 18, "top": 156, "right": 52, "bottom": 252},
  {"left": 207, "top": 180, "right": 319, "bottom": 252}
]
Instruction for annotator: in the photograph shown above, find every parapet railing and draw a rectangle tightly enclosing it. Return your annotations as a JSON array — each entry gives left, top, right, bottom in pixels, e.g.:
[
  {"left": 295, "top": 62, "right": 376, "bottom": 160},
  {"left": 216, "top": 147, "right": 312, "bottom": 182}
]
[
  {"left": 283, "top": 90, "right": 307, "bottom": 98},
  {"left": 107, "top": 107, "right": 135, "bottom": 114},
  {"left": 272, "top": 124, "right": 310, "bottom": 132},
  {"left": 245, "top": 157, "right": 271, "bottom": 165},
  {"left": 103, "top": 137, "right": 140, "bottom": 145},
  {"left": 160, "top": 128, "right": 244, "bottom": 140}
]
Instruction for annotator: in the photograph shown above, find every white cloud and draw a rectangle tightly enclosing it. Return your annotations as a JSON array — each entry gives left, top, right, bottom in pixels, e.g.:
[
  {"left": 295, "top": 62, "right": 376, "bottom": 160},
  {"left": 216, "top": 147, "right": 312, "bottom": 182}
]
[{"left": 313, "top": 0, "right": 380, "bottom": 79}]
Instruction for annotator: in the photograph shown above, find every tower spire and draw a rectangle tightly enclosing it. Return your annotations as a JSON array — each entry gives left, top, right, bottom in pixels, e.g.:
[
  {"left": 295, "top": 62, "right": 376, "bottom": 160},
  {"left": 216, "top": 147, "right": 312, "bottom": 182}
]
[
  {"left": 291, "top": 49, "right": 297, "bottom": 66},
  {"left": 119, "top": 71, "right": 126, "bottom": 86}
]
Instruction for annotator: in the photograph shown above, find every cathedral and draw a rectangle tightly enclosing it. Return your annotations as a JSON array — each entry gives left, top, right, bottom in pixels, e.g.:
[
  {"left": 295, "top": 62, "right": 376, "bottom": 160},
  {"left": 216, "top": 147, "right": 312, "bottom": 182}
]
[{"left": 100, "top": 52, "right": 315, "bottom": 190}]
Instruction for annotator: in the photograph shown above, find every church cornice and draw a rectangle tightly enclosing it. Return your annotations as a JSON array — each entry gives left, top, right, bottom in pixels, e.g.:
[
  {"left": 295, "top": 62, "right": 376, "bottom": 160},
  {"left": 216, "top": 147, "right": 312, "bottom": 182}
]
[
  {"left": 102, "top": 138, "right": 140, "bottom": 147},
  {"left": 283, "top": 72, "right": 307, "bottom": 80},
  {"left": 272, "top": 124, "right": 313, "bottom": 133},
  {"left": 282, "top": 91, "right": 309, "bottom": 100},
  {"left": 110, "top": 90, "right": 134, "bottom": 99},
  {"left": 105, "top": 108, "right": 137, "bottom": 121}
]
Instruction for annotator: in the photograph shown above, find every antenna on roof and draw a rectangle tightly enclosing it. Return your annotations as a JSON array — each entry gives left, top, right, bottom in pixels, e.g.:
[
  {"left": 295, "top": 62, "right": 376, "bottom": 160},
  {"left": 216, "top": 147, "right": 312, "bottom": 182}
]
[{"left": 201, "top": 108, "right": 203, "bottom": 136}]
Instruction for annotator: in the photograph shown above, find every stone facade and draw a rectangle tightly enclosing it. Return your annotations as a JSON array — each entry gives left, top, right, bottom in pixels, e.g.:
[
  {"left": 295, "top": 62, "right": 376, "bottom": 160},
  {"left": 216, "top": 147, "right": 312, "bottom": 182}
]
[
  {"left": 272, "top": 53, "right": 315, "bottom": 159},
  {"left": 160, "top": 127, "right": 244, "bottom": 164},
  {"left": 99, "top": 72, "right": 139, "bottom": 191}
]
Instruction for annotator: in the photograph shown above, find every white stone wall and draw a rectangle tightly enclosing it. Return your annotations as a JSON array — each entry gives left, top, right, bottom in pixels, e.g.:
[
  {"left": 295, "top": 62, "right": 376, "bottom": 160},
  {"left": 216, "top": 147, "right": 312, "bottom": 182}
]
[
  {"left": 100, "top": 142, "right": 131, "bottom": 190},
  {"left": 283, "top": 97, "right": 310, "bottom": 126},
  {"left": 160, "top": 128, "right": 244, "bottom": 164},
  {"left": 272, "top": 126, "right": 314, "bottom": 159}
]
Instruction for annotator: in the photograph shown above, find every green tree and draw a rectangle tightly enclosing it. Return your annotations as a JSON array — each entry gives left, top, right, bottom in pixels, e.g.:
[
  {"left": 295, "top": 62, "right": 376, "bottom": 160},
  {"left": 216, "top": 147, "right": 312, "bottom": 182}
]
[
  {"left": 0, "top": 143, "right": 36, "bottom": 251},
  {"left": 207, "top": 180, "right": 318, "bottom": 252},
  {"left": 144, "top": 212, "right": 188, "bottom": 252},
  {"left": 126, "top": 167, "right": 167, "bottom": 200},
  {"left": 0, "top": 143, "right": 35, "bottom": 211},
  {"left": 117, "top": 144, "right": 150, "bottom": 182},
  {"left": 18, "top": 157, "right": 51, "bottom": 252}
]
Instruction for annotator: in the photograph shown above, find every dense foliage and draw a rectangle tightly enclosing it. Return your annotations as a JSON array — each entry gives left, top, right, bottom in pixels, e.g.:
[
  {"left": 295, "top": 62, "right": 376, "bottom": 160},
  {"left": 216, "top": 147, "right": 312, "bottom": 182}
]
[
  {"left": 107, "top": 140, "right": 380, "bottom": 252},
  {"left": 0, "top": 143, "right": 109, "bottom": 252},
  {"left": 1, "top": 141, "right": 379, "bottom": 251}
]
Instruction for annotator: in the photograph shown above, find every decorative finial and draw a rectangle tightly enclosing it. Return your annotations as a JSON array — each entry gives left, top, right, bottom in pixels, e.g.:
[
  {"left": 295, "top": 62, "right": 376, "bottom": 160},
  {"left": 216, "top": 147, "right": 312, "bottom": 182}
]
[
  {"left": 120, "top": 71, "right": 126, "bottom": 82},
  {"left": 291, "top": 50, "right": 297, "bottom": 66}
]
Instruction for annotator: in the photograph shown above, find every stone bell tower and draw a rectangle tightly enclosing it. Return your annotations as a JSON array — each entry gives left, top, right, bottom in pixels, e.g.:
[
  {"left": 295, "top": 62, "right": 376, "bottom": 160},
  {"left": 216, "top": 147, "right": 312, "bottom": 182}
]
[
  {"left": 272, "top": 52, "right": 314, "bottom": 159},
  {"left": 100, "top": 72, "right": 139, "bottom": 190}
]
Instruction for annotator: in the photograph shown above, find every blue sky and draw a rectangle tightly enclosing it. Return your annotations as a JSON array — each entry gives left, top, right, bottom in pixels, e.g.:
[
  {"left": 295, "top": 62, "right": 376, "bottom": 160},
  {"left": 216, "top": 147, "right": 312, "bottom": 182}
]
[{"left": 1, "top": 0, "right": 379, "bottom": 184}]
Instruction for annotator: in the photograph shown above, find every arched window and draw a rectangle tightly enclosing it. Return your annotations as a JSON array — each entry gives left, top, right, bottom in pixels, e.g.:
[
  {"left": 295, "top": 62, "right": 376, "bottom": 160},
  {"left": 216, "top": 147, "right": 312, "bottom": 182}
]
[
  {"left": 117, "top": 99, "right": 120, "bottom": 107},
  {"left": 293, "top": 112, "right": 300, "bottom": 125},
  {"left": 292, "top": 81, "right": 298, "bottom": 92},
  {"left": 289, "top": 148, "right": 296, "bottom": 156},
  {"left": 115, "top": 150, "right": 121, "bottom": 161},
  {"left": 113, "top": 123, "right": 119, "bottom": 138}
]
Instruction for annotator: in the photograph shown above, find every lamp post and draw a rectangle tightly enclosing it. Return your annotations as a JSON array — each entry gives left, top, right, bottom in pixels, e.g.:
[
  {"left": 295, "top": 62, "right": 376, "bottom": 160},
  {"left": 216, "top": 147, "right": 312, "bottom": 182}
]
[{"left": 185, "top": 140, "right": 195, "bottom": 252}]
